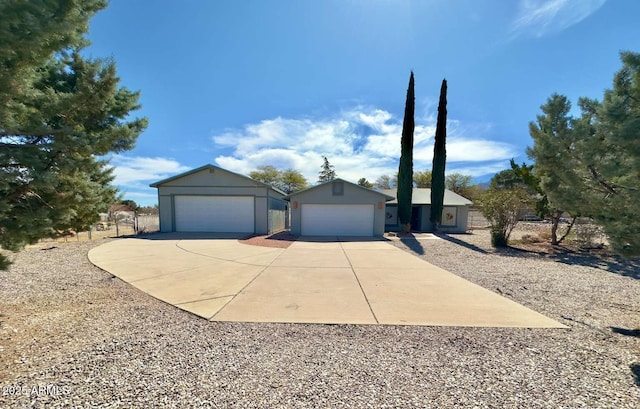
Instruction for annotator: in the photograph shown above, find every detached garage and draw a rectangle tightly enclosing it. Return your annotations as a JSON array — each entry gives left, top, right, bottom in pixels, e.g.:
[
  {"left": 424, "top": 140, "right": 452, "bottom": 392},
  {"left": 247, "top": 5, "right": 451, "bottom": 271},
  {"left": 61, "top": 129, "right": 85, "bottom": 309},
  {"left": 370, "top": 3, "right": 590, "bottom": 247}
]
[
  {"left": 285, "top": 179, "right": 394, "bottom": 237},
  {"left": 151, "top": 164, "right": 286, "bottom": 234}
]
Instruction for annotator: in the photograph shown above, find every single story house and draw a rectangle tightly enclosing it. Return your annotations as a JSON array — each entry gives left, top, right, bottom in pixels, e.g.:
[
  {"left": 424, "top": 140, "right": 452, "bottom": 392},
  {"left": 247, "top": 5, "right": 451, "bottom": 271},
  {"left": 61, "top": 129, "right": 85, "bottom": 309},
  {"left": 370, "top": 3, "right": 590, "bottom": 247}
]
[
  {"left": 106, "top": 204, "right": 135, "bottom": 222},
  {"left": 379, "top": 188, "right": 473, "bottom": 233},
  {"left": 284, "top": 179, "right": 395, "bottom": 236},
  {"left": 150, "top": 164, "right": 287, "bottom": 234}
]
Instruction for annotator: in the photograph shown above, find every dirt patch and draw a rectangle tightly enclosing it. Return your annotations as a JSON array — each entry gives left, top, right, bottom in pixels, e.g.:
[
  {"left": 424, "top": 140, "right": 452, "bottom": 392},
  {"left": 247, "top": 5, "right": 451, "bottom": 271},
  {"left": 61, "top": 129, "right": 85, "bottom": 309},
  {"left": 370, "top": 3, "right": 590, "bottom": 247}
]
[{"left": 240, "top": 231, "right": 298, "bottom": 248}]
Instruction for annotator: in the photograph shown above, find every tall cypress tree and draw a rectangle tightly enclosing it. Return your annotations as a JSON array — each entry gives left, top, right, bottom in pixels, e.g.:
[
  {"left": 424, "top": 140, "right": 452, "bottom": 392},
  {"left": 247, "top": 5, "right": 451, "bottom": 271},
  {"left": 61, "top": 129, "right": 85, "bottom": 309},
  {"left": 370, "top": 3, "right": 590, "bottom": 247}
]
[
  {"left": 397, "top": 71, "right": 415, "bottom": 233},
  {"left": 430, "top": 79, "right": 448, "bottom": 230}
]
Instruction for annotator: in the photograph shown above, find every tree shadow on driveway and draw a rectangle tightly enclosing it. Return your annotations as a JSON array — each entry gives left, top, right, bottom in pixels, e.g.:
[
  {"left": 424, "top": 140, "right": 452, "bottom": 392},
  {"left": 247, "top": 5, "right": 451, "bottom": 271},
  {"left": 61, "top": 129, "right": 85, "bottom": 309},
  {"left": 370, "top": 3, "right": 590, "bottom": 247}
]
[{"left": 397, "top": 234, "right": 426, "bottom": 255}]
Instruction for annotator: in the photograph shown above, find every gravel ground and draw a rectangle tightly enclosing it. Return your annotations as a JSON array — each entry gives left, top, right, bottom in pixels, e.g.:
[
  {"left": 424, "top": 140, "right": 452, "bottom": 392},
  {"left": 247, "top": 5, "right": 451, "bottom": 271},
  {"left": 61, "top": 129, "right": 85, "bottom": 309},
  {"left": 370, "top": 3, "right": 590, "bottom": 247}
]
[{"left": 1, "top": 230, "right": 639, "bottom": 408}]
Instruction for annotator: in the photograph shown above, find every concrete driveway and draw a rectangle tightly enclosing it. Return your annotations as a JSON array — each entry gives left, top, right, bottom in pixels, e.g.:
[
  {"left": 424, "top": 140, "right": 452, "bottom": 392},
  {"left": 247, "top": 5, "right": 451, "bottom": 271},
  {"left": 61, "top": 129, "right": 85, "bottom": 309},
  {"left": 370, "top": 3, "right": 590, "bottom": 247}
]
[{"left": 88, "top": 233, "right": 565, "bottom": 328}]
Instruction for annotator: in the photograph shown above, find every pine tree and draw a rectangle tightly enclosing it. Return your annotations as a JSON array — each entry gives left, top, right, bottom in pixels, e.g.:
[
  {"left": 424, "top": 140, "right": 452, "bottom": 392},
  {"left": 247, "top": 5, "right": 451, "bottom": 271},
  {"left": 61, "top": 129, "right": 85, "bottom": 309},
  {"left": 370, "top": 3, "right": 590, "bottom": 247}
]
[
  {"left": 430, "top": 79, "right": 447, "bottom": 229},
  {"left": 318, "top": 156, "right": 336, "bottom": 183},
  {"left": 397, "top": 72, "right": 415, "bottom": 233},
  {"left": 0, "top": 1, "right": 148, "bottom": 269},
  {"left": 527, "top": 52, "right": 640, "bottom": 257},
  {"left": 575, "top": 52, "right": 640, "bottom": 256},
  {"left": 357, "top": 178, "right": 374, "bottom": 189}
]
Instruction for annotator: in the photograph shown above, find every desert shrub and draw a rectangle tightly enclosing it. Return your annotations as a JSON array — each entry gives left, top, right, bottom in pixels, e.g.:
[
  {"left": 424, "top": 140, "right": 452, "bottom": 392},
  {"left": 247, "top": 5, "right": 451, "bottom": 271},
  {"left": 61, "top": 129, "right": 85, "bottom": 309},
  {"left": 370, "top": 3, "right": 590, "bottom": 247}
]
[
  {"left": 537, "top": 229, "right": 552, "bottom": 241},
  {"left": 475, "top": 187, "right": 530, "bottom": 248},
  {"left": 520, "top": 234, "right": 543, "bottom": 244}
]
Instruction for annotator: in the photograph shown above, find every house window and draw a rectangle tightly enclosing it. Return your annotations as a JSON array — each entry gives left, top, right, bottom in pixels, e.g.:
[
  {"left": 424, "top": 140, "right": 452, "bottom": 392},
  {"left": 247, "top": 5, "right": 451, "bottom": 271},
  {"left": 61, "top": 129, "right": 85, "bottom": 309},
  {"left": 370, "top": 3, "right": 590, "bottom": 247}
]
[
  {"left": 332, "top": 182, "right": 344, "bottom": 196},
  {"left": 441, "top": 207, "right": 457, "bottom": 226}
]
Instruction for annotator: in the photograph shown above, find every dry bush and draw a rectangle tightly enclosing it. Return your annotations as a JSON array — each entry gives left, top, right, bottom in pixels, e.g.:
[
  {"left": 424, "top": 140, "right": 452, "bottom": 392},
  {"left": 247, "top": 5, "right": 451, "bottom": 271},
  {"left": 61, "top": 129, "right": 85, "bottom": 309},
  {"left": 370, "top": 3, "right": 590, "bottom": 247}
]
[
  {"left": 537, "top": 229, "right": 552, "bottom": 241},
  {"left": 520, "top": 233, "right": 543, "bottom": 244}
]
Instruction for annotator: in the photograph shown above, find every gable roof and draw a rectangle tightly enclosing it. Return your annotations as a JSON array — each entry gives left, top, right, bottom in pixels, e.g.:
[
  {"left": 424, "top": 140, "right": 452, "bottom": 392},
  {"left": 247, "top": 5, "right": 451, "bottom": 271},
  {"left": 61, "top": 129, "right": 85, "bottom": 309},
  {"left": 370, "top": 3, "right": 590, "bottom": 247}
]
[
  {"left": 379, "top": 188, "right": 473, "bottom": 206},
  {"left": 149, "top": 164, "right": 286, "bottom": 195},
  {"left": 109, "top": 204, "right": 135, "bottom": 213},
  {"left": 284, "top": 178, "right": 395, "bottom": 201}
]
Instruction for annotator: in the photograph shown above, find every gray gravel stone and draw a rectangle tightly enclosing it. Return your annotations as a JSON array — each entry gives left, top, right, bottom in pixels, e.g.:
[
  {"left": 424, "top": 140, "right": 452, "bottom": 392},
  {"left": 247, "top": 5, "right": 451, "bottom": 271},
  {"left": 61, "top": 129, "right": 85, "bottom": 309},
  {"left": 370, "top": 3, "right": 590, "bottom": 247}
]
[{"left": 1, "top": 231, "right": 639, "bottom": 408}]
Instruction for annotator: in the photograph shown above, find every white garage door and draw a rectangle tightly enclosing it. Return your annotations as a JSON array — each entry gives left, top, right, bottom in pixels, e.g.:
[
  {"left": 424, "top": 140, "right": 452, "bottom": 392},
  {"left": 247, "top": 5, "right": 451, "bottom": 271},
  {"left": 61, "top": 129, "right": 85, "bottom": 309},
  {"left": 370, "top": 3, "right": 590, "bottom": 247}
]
[
  {"left": 174, "top": 196, "right": 254, "bottom": 233},
  {"left": 301, "top": 204, "right": 374, "bottom": 236}
]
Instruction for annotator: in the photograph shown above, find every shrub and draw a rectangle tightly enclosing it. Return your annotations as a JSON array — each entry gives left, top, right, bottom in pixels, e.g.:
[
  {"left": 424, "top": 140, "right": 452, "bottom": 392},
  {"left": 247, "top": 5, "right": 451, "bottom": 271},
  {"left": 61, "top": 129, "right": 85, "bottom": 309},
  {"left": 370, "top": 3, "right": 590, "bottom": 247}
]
[
  {"left": 520, "top": 233, "right": 543, "bottom": 244},
  {"left": 475, "top": 187, "right": 530, "bottom": 248}
]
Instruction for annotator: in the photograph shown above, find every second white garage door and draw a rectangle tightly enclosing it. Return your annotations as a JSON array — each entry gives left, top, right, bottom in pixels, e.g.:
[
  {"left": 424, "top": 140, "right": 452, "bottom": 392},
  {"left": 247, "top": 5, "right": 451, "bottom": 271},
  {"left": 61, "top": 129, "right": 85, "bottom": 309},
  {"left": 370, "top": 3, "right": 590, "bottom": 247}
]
[
  {"left": 174, "top": 196, "right": 254, "bottom": 233},
  {"left": 301, "top": 204, "right": 374, "bottom": 236}
]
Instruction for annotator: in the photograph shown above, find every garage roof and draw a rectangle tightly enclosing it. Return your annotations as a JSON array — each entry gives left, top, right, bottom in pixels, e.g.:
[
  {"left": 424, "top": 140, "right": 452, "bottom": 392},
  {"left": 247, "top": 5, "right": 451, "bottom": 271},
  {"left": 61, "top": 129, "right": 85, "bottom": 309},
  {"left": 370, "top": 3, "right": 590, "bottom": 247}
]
[
  {"left": 149, "top": 164, "right": 286, "bottom": 195},
  {"left": 284, "top": 178, "right": 395, "bottom": 201},
  {"left": 379, "top": 188, "right": 473, "bottom": 206}
]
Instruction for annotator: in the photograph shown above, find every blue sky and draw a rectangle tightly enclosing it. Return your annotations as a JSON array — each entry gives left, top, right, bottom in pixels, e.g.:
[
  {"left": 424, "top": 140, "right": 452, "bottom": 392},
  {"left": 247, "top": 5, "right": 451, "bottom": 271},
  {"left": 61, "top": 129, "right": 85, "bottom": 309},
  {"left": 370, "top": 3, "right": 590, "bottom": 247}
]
[{"left": 85, "top": 0, "right": 640, "bottom": 205}]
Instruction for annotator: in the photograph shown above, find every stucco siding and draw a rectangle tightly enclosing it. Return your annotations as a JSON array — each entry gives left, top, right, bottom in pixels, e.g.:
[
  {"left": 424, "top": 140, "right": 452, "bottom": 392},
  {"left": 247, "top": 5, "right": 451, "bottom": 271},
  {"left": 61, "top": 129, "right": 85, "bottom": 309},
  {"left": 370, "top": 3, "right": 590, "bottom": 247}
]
[
  {"left": 385, "top": 203, "right": 470, "bottom": 233},
  {"left": 160, "top": 168, "right": 262, "bottom": 188},
  {"left": 288, "top": 181, "right": 389, "bottom": 236},
  {"left": 158, "top": 195, "right": 173, "bottom": 232},
  {"left": 157, "top": 186, "right": 270, "bottom": 197}
]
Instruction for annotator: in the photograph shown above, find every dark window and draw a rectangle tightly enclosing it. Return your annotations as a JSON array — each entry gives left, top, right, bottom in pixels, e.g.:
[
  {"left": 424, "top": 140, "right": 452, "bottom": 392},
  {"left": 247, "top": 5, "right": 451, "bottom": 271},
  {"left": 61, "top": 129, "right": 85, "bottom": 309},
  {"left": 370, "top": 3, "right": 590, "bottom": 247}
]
[{"left": 332, "top": 182, "right": 344, "bottom": 196}]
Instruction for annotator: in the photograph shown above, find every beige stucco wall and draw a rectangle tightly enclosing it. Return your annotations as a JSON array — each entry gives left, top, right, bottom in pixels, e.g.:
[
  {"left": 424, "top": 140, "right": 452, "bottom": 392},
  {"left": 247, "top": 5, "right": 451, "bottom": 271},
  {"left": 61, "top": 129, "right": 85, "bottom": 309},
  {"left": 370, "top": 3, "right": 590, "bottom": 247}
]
[{"left": 288, "top": 182, "right": 389, "bottom": 236}]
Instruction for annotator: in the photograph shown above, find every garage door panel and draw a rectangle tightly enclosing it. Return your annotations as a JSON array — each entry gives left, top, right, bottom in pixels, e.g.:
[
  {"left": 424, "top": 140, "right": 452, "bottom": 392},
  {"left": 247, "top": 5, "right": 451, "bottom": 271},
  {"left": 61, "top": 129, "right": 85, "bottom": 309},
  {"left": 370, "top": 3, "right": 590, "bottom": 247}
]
[
  {"left": 302, "top": 204, "right": 374, "bottom": 236},
  {"left": 174, "top": 196, "right": 254, "bottom": 233}
]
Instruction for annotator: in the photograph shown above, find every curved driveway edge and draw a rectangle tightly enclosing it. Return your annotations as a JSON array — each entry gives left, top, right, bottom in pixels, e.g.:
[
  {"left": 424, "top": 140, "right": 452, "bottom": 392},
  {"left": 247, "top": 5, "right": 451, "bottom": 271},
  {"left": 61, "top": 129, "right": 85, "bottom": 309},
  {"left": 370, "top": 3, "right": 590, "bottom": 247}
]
[{"left": 88, "top": 234, "right": 567, "bottom": 328}]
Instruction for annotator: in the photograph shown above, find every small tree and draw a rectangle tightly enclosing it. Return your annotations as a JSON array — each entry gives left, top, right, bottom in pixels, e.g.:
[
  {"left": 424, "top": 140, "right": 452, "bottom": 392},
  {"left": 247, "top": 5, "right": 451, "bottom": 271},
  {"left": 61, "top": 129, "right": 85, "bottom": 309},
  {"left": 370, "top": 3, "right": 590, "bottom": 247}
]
[
  {"left": 375, "top": 175, "right": 394, "bottom": 189},
  {"left": 249, "top": 165, "right": 307, "bottom": 193},
  {"left": 120, "top": 199, "right": 140, "bottom": 213},
  {"left": 318, "top": 156, "right": 336, "bottom": 183},
  {"left": 430, "top": 79, "right": 448, "bottom": 230},
  {"left": 397, "top": 71, "right": 415, "bottom": 233},
  {"left": 357, "top": 178, "right": 374, "bottom": 189},
  {"left": 413, "top": 170, "right": 432, "bottom": 188},
  {"left": 445, "top": 173, "right": 473, "bottom": 197},
  {"left": 475, "top": 188, "right": 529, "bottom": 247},
  {"left": 249, "top": 165, "right": 281, "bottom": 186},
  {"left": 280, "top": 169, "right": 308, "bottom": 193}
]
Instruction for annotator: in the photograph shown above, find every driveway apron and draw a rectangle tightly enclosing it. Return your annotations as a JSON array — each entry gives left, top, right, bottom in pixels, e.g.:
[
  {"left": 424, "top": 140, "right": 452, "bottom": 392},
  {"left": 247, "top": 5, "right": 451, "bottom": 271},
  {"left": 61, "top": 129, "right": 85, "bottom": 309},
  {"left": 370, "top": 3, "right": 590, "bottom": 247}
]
[{"left": 88, "top": 235, "right": 566, "bottom": 328}]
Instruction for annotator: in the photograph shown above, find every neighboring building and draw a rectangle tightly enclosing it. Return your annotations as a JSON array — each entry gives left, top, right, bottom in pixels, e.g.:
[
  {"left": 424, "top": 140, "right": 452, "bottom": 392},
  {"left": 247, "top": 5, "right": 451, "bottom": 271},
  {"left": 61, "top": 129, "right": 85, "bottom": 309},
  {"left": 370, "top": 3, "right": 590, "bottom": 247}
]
[
  {"left": 107, "top": 204, "right": 135, "bottom": 221},
  {"left": 380, "top": 188, "right": 473, "bottom": 233},
  {"left": 285, "top": 179, "right": 394, "bottom": 236},
  {"left": 150, "top": 164, "right": 286, "bottom": 234}
]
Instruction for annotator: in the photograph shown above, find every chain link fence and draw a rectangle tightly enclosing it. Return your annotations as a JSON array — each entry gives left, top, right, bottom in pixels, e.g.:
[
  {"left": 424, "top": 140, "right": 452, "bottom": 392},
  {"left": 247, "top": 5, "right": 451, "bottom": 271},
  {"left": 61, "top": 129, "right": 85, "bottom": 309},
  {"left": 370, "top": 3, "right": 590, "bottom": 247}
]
[
  {"left": 467, "top": 208, "right": 489, "bottom": 230},
  {"left": 38, "top": 215, "right": 160, "bottom": 244}
]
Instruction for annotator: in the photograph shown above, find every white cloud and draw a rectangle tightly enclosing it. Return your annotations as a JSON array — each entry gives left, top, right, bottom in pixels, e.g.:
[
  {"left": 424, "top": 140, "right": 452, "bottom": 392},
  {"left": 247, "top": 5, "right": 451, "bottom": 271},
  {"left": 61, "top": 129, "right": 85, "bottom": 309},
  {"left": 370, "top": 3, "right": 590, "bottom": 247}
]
[
  {"left": 114, "top": 191, "right": 158, "bottom": 202},
  {"left": 511, "top": 0, "right": 606, "bottom": 39},
  {"left": 213, "top": 107, "right": 516, "bottom": 184},
  {"left": 110, "top": 156, "right": 190, "bottom": 186},
  {"left": 447, "top": 139, "right": 517, "bottom": 162}
]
